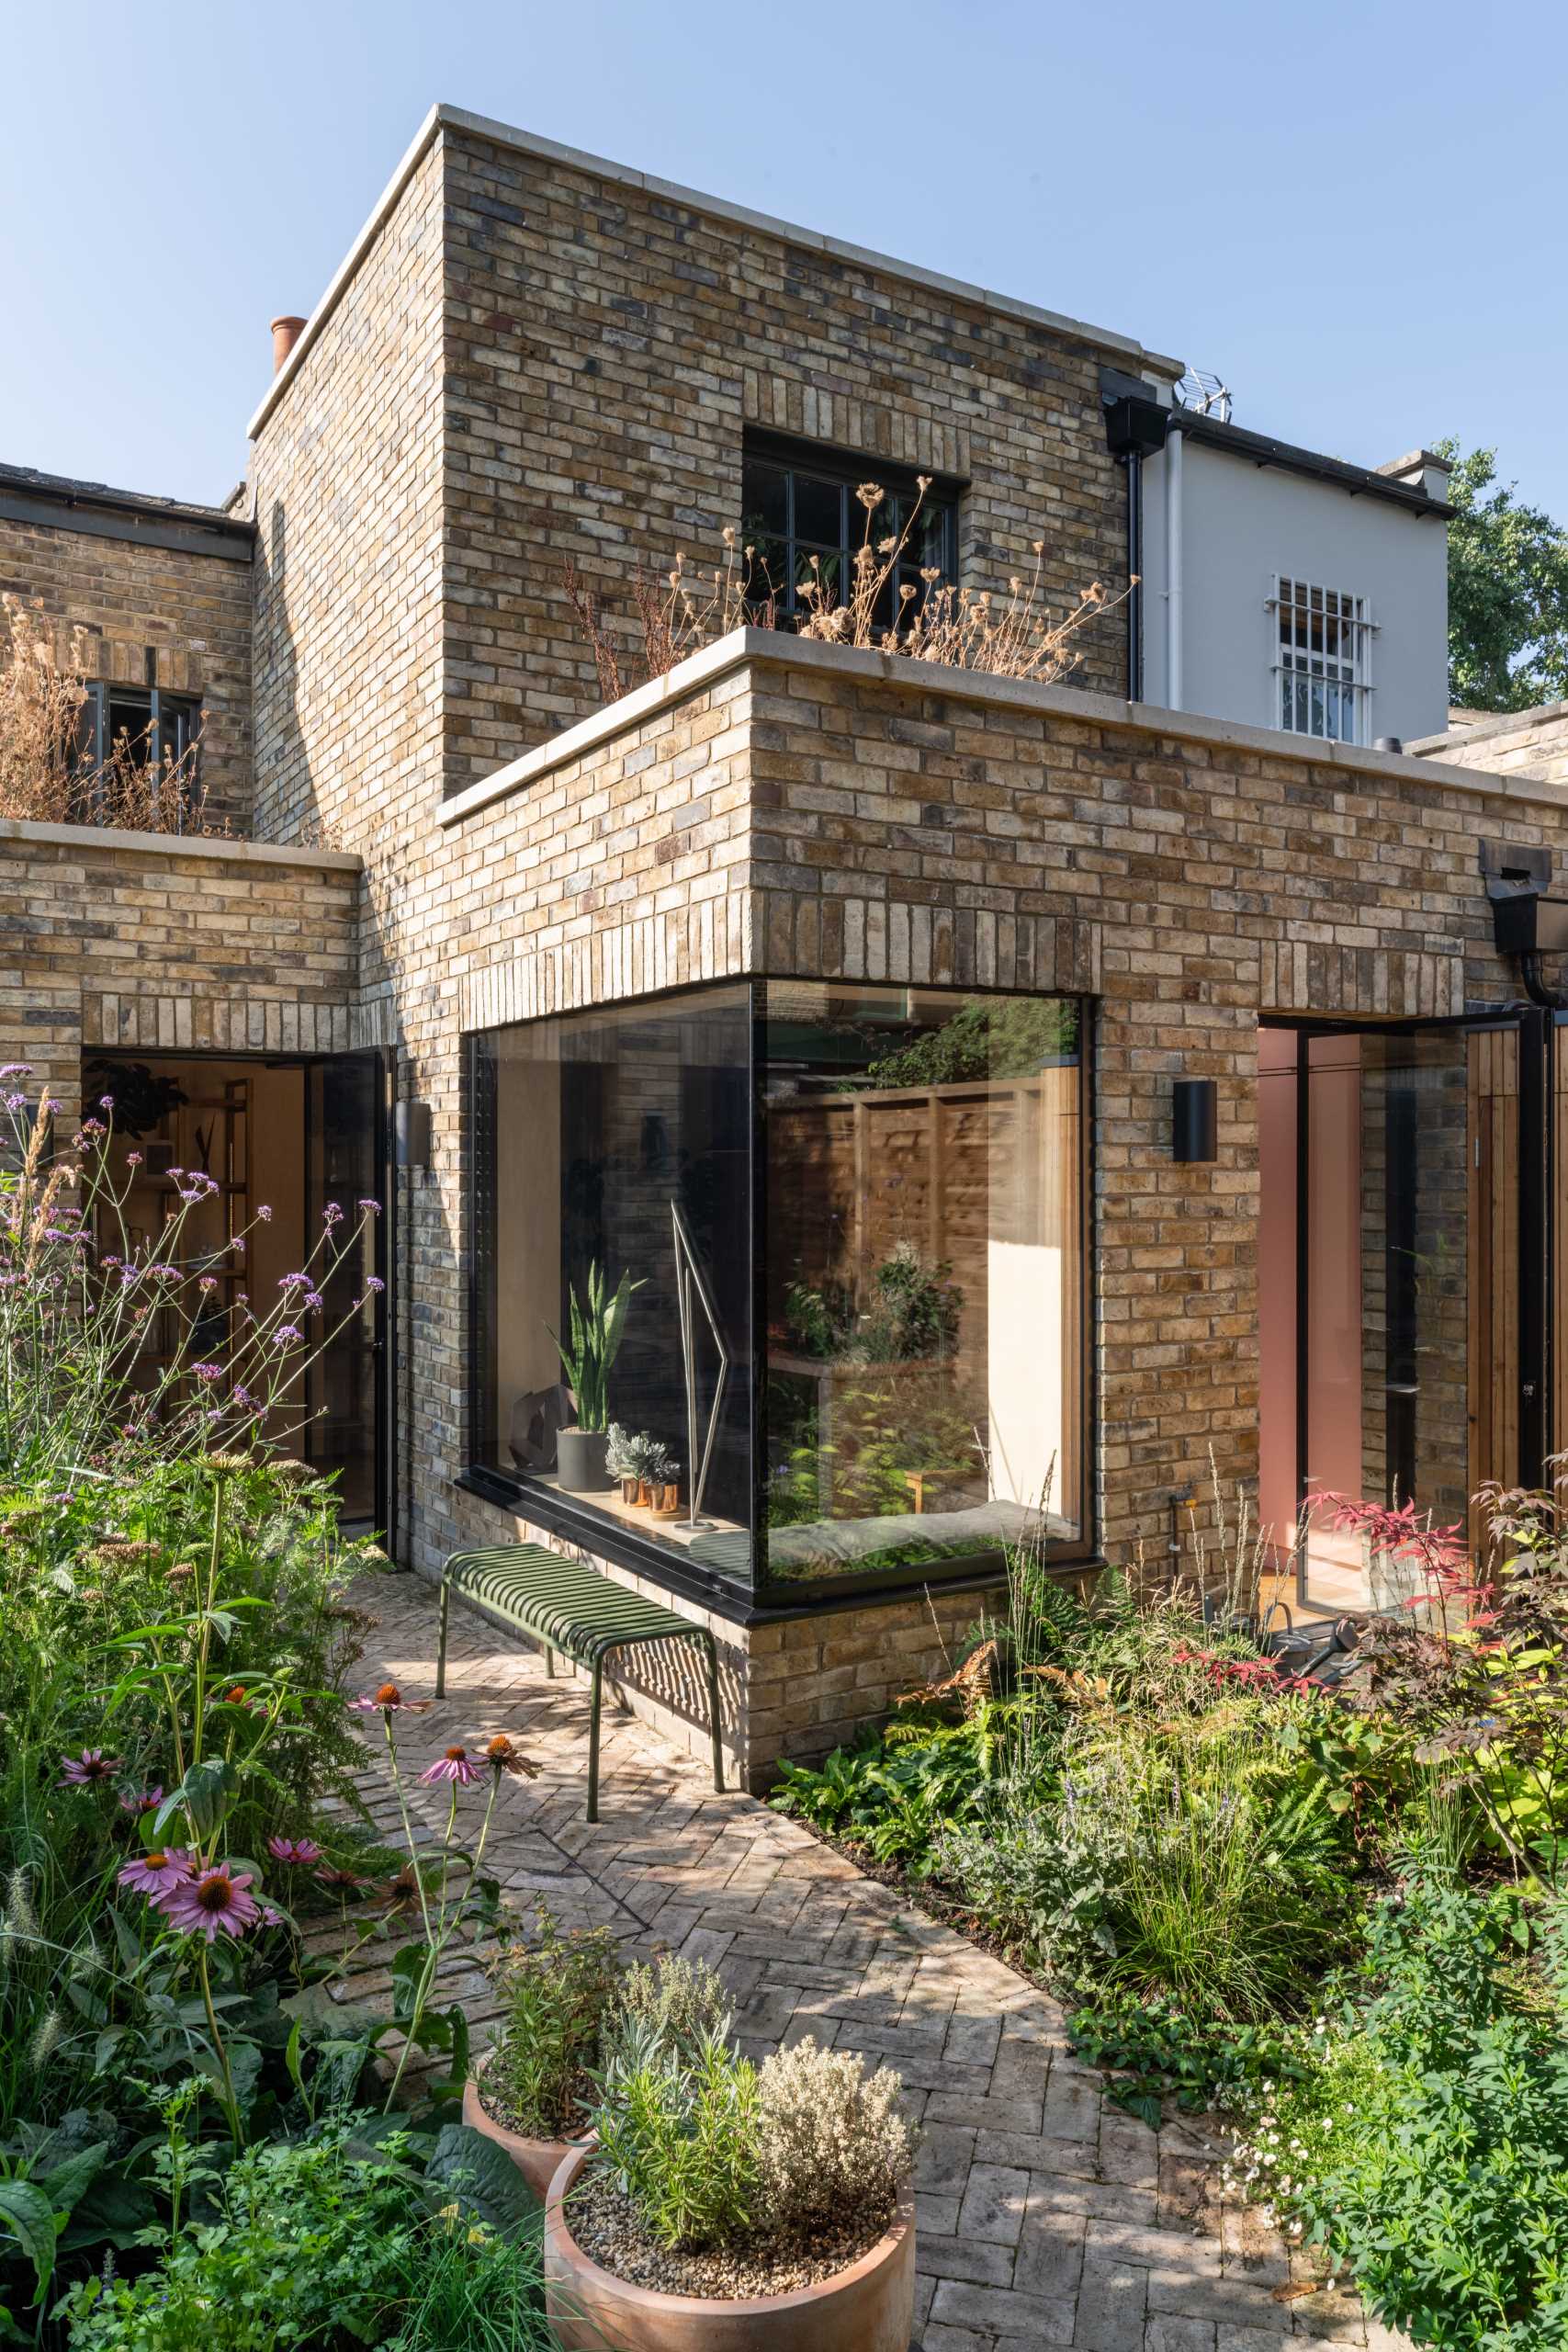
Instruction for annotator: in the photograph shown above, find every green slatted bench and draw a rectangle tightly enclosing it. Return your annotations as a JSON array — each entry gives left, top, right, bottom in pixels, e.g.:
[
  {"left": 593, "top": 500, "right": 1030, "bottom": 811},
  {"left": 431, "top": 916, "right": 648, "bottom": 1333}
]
[{"left": 435, "top": 1543, "right": 724, "bottom": 1822}]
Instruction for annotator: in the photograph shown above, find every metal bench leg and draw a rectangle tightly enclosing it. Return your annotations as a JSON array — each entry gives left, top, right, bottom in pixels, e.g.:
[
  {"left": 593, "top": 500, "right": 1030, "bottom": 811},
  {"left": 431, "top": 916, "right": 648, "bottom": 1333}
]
[
  {"left": 702, "top": 1633, "right": 724, "bottom": 1795},
  {"left": 435, "top": 1571, "right": 452, "bottom": 1699},
  {"left": 586, "top": 1655, "right": 604, "bottom": 1825}
]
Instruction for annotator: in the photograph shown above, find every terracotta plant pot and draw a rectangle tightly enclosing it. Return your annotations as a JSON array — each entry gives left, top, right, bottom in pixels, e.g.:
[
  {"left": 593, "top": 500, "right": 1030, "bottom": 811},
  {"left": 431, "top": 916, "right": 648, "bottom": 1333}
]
[
  {"left": 544, "top": 2143, "right": 916, "bottom": 2352},
  {"left": 462, "top": 2075, "right": 585, "bottom": 2204}
]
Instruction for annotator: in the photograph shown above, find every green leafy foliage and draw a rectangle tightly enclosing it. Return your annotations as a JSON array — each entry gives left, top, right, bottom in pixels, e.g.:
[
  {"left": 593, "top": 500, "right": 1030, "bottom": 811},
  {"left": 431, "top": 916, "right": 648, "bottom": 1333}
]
[
  {"left": 547, "top": 1261, "right": 644, "bottom": 1432},
  {"left": 58, "top": 2116, "right": 554, "bottom": 2352},
  {"left": 591, "top": 2022, "right": 761, "bottom": 2254},
  {"left": 1443, "top": 439, "right": 1568, "bottom": 713},
  {"left": 1231, "top": 1878, "right": 1568, "bottom": 2351},
  {"left": 478, "top": 1907, "right": 622, "bottom": 2136}
]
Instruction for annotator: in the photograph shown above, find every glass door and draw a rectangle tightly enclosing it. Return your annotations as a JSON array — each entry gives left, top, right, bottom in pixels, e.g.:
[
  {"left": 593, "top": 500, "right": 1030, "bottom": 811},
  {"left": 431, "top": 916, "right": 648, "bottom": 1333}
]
[
  {"left": 304, "top": 1054, "right": 388, "bottom": 1525},
  {"left": 1259, "top": 1014, "right": 1543, "bottom": 1614}
]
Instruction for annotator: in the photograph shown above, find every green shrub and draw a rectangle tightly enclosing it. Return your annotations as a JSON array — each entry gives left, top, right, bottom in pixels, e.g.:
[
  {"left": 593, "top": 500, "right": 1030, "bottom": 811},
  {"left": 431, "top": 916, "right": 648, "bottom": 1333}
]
[
  {"left": 754, "top": 2037, "right": 913, "bottom": 2243},
  {"left": 590, "top": 2023, "right": 761, "bottom": 2253},
  {"left": 1231, "top": 1878, "right": 1568, "bottom": 2350},
  {"left": 60, "top": 2115, "right": 555, "bottom": 2352},
  {"left": 479, "top": 1908, "right": 623, "bottom": 2136},
  {"left": 603, "top": 1951, "right": 731, "bottom": 2073}
]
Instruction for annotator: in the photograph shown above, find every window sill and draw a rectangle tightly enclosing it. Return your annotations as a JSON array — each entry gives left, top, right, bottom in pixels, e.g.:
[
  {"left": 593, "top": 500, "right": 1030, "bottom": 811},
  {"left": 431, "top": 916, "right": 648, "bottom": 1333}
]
[{"left": 453, "top": 1466, "right": 1099, "bottom": 1625}]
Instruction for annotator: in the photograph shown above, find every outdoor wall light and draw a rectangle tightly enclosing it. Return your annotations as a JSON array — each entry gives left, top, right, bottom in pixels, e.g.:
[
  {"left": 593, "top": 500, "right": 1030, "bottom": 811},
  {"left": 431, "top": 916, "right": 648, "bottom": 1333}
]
[
  {"left": 1171, "top": 1077, "right": 1217, "bottom": 1163},
  {"left": 393, "top": 1098, "right": 433, "bottom": 1171}
]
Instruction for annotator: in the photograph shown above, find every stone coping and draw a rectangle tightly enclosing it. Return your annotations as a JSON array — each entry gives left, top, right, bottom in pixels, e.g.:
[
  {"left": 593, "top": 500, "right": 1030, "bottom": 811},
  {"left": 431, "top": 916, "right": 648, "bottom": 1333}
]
[
  {"left": 249, "top": 102, "right": 1183, "bottom": 441},
  {"left": 1409, "top": 699, "right": 1568, "bottom": 755},
  {"left": 0, "top": 817, "right": 361, "bottom": 872},
  {"left": 436, "top": 626, "right": 1566, "bottom": 831}
]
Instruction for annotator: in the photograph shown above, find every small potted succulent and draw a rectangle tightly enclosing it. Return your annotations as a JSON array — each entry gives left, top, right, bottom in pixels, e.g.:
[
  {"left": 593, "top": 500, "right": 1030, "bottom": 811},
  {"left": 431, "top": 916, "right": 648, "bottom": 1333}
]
[
  {"left": 465, "top": 1906, "right": 623, "bottom": 2199},
  {"left": 544, "top": 1953, "right": 916, "bottom": 2351},
  {"left": 606, "top": 1429, "right": 676, "bottom": 1509},
  {"left": 548, "top": 1262, "right": 644, "bottom": 1493},
  {"left": 650, "top": 1458, "right": 682, "bottom": 1520},
  {"left": 605, "top": 1423, "right": 642, "bottom": 1505}
]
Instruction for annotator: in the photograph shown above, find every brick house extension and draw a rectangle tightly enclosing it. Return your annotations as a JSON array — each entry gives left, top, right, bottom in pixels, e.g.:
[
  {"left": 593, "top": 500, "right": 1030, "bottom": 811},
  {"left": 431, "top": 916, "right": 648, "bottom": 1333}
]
[{"left": 4, "top": 105, "right": 1563, "bottom": 1787}]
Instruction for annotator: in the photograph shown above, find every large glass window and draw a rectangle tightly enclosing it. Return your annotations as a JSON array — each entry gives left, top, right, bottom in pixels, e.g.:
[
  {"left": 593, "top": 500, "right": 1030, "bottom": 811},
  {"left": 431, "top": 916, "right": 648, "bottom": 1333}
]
[
  {"left": 470, "top": 989, "right": 757, "bottom": 1581},
  {"left": 468, "top": 980, "right": 1089, "bottom": 1602}
]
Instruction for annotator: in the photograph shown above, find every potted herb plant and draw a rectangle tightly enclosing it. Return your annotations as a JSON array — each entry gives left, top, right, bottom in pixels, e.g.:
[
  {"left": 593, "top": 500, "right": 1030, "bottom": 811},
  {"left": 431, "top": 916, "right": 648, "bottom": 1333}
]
[
  {"left": 466, "top": 1906, "right": 622, "bottom": 2199},
  {"left": 544, "top": 1958, "right": 916, "bottom": 2352},
  {"left": 549, "top": 1262, "right": 644, "bottom": 1492}
]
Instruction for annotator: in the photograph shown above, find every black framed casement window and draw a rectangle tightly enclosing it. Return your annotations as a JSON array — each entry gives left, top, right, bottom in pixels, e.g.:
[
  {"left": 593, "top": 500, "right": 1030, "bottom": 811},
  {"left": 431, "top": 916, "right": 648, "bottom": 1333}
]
[
  {"left": 740, "top": 434, "right": 960, "bottom": 631},
  {"left": 78, "top": 683, "right": 201, "bottom": 773},
  {"left": 468, "top": 978, "right": 1090, "bottom": 1608}
]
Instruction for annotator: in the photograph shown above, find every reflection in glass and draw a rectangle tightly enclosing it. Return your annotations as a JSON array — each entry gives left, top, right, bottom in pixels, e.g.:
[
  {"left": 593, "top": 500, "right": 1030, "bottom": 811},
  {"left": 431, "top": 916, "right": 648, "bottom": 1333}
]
[
  {"left": 1258, "top": 1024, "right": 1486, "bottom": 1615},
  {"left": 759, "top": 985, "right": 1084, "bottom": 1589},
  {"left": 469, "top": 981, "right": 1089, "bottom": 1603},
  {"left": 471, "top": 989, "right": 754, "bottom": 1582}
]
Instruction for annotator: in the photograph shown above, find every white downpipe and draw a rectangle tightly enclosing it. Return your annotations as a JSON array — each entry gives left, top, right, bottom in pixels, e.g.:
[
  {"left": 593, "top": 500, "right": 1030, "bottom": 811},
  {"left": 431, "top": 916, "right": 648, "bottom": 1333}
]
[{"left": 1164, "top": 424, "right": 1183, "bottom": 711}]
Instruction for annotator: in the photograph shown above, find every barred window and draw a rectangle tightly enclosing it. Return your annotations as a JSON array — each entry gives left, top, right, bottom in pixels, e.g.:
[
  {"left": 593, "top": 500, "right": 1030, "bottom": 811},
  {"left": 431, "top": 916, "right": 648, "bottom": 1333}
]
[{"left": 1273, "top": 577, "right": 1371, "bottom": 744}]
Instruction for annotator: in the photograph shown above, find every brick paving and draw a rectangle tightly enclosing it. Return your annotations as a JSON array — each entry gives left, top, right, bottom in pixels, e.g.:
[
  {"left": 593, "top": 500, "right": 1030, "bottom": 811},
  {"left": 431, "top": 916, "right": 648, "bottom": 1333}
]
[{"left": 325, "top": 1573, "right": 1405, "bottom": 2352}]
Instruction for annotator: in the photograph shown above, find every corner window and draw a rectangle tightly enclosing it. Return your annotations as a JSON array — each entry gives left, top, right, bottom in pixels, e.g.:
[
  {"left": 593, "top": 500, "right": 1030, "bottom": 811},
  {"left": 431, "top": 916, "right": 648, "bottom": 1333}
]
[
  {"left": 1273, "top": 577, "right": 1371, "bottom": 743},
  {"left": 741, "top": 436, "right": 959, "bottom": 631},
  {"left": 468, "top": 980, "right": 1089, "bottom": 1603}
]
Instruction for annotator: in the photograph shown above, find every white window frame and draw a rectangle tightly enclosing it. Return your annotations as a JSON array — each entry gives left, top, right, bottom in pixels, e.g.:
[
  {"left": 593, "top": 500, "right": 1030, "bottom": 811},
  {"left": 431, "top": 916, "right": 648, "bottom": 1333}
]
[{"left": 1269, "top": 575, "right": 1375, "bottom": 745}]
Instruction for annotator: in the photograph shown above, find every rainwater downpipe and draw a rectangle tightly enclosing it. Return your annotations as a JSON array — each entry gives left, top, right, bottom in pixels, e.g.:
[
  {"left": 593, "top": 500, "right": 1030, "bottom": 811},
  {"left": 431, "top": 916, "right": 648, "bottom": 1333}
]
[{"left": 1164, "top": 423, "right": 1184, "bottom": 712}]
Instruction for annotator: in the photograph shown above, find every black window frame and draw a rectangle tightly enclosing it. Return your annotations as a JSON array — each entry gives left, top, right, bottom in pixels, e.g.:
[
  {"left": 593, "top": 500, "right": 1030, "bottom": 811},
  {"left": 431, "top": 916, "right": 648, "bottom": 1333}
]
[
  {"left": 740, "top": 431, "right": 963, "bottom": 630},
  {"left": 76, "top": 682, "right": 203, "bottom": 821},
  {"left": 463, "top": 977, "right": 1096, "bottom": 1618}
]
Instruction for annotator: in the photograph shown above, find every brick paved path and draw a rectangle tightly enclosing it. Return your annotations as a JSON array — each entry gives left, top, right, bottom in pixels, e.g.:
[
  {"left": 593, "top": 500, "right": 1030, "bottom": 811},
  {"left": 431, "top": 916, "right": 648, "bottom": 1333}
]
[{"left": 325, "top": 1573, "right": 1404, "bottom": 2352}]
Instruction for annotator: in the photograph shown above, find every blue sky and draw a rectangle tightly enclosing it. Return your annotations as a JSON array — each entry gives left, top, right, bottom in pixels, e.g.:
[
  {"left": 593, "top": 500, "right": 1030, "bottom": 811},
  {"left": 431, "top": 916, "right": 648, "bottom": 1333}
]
[{"left": 4, "top": 0, "right": 1565, "bottom": 519}]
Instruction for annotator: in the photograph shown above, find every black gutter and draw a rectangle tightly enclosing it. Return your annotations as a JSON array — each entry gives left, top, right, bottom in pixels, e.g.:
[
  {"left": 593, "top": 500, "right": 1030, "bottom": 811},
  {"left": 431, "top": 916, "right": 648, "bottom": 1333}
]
[
  {"left": 1170, "top": 413, "right": 1451, "bottom": 519},
  {"left": 0, "top": 464, "right": 254, "bottom": 561}
]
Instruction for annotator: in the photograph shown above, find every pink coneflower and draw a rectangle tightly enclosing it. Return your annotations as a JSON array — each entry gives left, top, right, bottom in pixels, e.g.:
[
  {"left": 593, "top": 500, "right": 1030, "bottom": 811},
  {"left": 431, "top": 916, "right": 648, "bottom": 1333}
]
[
  {"left": 259, "top": 1903, "right": 287, "bottom": 1928},
  {"left": 349, "top": 1682, "right": 430, "bottom": 1715},
  {"left": 313, "top": 1861, "right": 371, "bottom": 1892},
  {"left": 118, "top": 1848, "right": 194, "bottom": 1902},
  {"left": 162, "top": 1864, "right": 261, "bottom": 1942},
  {"left": 419, "top": 1746, "right": 480, "bottom": 1787},
  {"left": 266, "top": 1836, "right": 323, "bottom": 1866},
  {"left": 118, "top": 1784, "right": 164, "bottom": 1815},
  {"left": 60, "top": 1748, "right": 121, "bottom": 1787},
  {"left": 483, "top": 1735, "right": 538, "bottom": 1781}
]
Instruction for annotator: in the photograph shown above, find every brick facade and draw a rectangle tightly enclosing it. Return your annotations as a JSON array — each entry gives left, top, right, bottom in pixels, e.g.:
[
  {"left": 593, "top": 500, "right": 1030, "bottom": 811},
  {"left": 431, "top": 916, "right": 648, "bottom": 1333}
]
[
  {"left": 10, "top": 107, "right": 1564, "bottom": 1786},
  {"left": 0, "top": 490, "right": 254, "bottom": 832},
  {"left": 0, "top": 820, "right": 360, "bottom": 1122}
]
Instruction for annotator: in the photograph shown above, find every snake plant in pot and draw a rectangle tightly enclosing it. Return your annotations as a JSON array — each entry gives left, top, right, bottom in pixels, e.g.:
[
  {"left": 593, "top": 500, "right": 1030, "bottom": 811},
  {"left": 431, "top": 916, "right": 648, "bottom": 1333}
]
[{"left": 550, "top": 1262, "right": 645, "bottom": 1491}]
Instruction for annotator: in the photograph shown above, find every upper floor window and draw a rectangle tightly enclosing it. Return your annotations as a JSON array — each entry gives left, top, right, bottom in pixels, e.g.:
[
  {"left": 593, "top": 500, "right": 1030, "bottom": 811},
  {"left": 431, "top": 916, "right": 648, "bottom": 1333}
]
[
  {"left": 1274, "top": 576, "right": 1371, "bottom": 744},
  {"left": 741, "top": 436, "right": 959, "bottom": 631},
  {"left": 79, "top": 684, "right": 200, "bottom": 774},
  {"left": 73, "top": 683, "right": 202, "bottom": 827}
]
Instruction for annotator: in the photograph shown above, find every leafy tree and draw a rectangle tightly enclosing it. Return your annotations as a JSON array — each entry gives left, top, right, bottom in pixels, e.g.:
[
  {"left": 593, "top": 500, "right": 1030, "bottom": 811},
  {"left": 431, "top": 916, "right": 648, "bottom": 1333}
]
[{"left": 1441, "top": 438, "right": 1568, "bottom": 712}]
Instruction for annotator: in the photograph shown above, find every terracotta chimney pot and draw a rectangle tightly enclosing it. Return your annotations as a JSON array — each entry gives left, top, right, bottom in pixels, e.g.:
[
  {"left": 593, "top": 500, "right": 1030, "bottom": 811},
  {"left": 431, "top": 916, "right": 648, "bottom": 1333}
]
[{"left": 270, "top": 315, "right": 308, "bottom": 376}]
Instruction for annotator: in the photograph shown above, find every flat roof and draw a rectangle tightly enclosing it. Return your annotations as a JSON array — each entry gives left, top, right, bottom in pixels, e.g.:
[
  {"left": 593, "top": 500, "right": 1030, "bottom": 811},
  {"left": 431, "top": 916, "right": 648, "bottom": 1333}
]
[
  {"left": 250, "top": 101, "right": 1188, "bottom": 439},
  {"left": 0, "top": 462, "right": 254, "bottom": 560}
]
